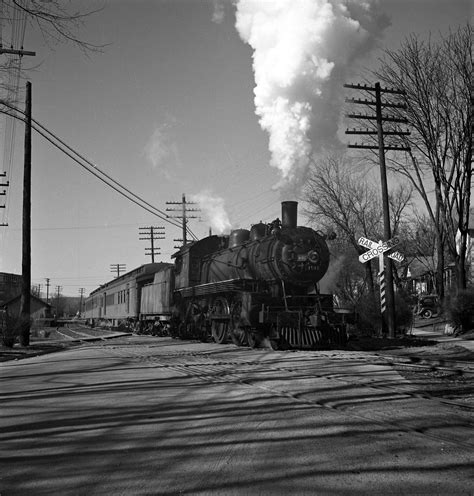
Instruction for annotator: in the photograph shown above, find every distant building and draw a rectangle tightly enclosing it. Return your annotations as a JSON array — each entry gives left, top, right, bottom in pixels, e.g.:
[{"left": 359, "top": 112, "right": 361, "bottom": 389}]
[
  {"left": 406, "top": 256, "right": 436, "bottom": 295},
  {"left": 447, "top": 207, "right": 474, "bottom": 290},
  {"left": 2, "top": 293, "right": 52, "bottom": 327},
  {"left": 0, "top": 272, "right": 22, "bottom": 307}
]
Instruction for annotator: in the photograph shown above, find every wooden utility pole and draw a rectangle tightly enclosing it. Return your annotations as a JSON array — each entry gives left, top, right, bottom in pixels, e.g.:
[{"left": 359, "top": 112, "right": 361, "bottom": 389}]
[
  {"left": 55, "top": 285, "right": 62, "bottom": 312},
  {"left": 78, "top": 288, "right": 85, "bottom": 316},
  {"left": 0, "top": 171, "right": 9, "bottom": 225},
  {"left": 1, "top": 47, "right": 35, "bottom": 231},
  {"left": 139, "top": 226, "right": 165, "bottom": 263},
  {"left": 344, "top": 82, "right": 410, "bottom": 338},
  {"left": 45, "top": 278, "right": 50, "bottom": 304},
  {"left": 166, "top": 194, "right": 199, "bottom": 247},
  {"left": 19, "top": 81, "right": 32, "bottom": 347},
  {"left": 110, "top": 264, "right": 126, "bottom": 278}
]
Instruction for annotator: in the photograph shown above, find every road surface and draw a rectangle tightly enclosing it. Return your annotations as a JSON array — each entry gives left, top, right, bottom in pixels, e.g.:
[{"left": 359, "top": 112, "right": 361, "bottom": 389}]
[{"left": 1, "top": 336, "right": 473, "bottom": 495}]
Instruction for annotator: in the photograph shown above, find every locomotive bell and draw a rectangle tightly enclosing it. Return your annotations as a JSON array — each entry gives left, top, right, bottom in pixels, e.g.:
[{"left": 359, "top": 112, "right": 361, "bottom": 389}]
[{"left": 281, "top": 201, "right": 298, "bottom": 229}]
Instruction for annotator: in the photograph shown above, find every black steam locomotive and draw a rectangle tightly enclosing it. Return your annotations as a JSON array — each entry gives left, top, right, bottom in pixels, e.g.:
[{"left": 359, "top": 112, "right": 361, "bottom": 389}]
[{"left": 84, "top": 201, "right": 347, "bottom": 350}]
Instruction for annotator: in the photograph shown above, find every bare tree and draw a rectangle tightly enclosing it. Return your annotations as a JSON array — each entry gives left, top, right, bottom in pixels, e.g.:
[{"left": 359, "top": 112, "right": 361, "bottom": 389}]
[
  {"left": 0, "top": 0, "right": 104, "bottom": 96},
  {"left": 1, "top": 0, "right": 104, "bottom": 54},
  {"left": 305, "top": 151, "right": 414, "bottom": 306},
  {"left": 305, "top": 151, "right": 383, "bottom": 301},
  {"left": 372, "top": 24, "right": 472, "bottom": 294}
]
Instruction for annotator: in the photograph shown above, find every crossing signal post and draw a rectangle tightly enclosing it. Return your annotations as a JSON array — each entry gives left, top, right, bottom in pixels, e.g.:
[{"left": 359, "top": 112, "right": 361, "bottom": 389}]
[
  {"left": 345, "top": 82, "right": 410, "bottom": 338},
  {"left": 358, "top": 236, "right": 405, "bottom": 329}
]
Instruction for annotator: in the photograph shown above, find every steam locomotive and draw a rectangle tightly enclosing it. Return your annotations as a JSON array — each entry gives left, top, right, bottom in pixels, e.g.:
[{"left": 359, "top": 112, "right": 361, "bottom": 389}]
[{"left": 84, "top": 201, "right": 347, "bottom": 350}]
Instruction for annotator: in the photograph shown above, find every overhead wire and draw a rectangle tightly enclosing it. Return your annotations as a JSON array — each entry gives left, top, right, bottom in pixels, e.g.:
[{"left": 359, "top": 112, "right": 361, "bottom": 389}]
[
  {"left": 0, "top": 0, "right": 28, "bottom": 258},
  {"left": 0, "top": 102, "right": 199, "bottom": 239}
]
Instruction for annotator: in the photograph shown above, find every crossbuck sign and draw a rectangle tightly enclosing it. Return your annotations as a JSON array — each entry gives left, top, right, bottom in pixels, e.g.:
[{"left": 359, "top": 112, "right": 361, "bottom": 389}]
[
  {"left": 358, "top": 235, "right": 405, "bottom": 317},
  {"left": 358, "top": 236, "right": 400, "bottom": 263}
]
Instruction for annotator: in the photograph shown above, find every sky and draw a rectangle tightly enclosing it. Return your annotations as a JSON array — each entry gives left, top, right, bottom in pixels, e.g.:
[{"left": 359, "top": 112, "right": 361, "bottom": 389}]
[{"left": 0, "top": 0, "right": 471, "bottom": 296}]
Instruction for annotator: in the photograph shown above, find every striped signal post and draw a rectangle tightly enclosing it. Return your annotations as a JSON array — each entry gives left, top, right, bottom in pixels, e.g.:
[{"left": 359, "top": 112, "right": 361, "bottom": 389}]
[
  {"left": 379, "top": 253, "right": 386, "bottom": 316},
  {"left": 358, "top": 236, "right": 403, "bottom": 334}
]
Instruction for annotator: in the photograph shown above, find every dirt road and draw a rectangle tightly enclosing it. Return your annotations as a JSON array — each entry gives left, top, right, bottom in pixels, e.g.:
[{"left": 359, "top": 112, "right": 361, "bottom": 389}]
[{"left": 1, "top": 336, "right": 473, "bottom": 495}]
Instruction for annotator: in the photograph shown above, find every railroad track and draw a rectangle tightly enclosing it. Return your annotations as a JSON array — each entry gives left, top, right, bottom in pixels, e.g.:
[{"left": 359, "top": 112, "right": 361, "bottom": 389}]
[
  {"left": 96, "top": 341, "right": 474, "bottom": 451},
  {"left": 53, "top": 325, "right": 125, "bottom": 341}
]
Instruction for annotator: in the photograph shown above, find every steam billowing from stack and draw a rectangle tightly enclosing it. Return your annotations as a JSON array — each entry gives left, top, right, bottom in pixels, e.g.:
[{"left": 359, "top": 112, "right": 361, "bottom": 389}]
[
  {"left": 235, "top": 0, "right": 389, "bottom": 196},
  {"left": 191, "top": 191, "right": 232, "bottom": 234}
]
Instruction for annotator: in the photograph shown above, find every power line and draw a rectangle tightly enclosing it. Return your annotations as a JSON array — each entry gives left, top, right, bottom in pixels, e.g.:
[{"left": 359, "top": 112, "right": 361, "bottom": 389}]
[
  {"left": 0, "top": 102, "right": 191, "bottom": 234},
  {"left": 0, "top": 1, "right": 30, "bottom": 230}
]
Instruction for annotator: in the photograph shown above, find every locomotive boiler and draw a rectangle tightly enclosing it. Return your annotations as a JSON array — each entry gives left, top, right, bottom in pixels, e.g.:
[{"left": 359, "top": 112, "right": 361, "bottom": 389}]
[{"left": 172, "top": 201, "right": 346, "bottom": 349}]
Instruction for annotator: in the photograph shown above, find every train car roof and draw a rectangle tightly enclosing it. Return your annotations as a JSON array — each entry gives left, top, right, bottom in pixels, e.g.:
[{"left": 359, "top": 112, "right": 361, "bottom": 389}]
[{"left": 87, "top": 262, "right": 173, "bottom": 297}]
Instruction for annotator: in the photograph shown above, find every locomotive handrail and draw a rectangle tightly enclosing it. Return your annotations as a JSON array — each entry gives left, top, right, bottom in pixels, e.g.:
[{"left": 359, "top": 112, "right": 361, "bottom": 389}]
[
  {"left": 176, "top": 278, "right": 259, "bottom": 298},
  {"left": 281, "top": 280, "right": 289, "bottom": 311}
]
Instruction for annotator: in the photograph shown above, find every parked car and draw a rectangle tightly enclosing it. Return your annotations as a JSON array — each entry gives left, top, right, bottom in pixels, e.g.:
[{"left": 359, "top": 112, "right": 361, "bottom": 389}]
[{"left": 416, "top": 295, "right": 439, "bottom": 319}]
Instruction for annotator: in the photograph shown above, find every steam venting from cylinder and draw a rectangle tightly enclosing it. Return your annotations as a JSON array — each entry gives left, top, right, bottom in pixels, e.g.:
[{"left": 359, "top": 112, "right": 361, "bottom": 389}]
[{"left": 281, "top": 201, "right": 297, "bottom": 229}]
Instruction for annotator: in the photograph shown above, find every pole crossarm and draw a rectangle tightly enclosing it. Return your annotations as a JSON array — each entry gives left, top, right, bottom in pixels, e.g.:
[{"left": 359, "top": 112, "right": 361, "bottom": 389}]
[
  {"left": 110, "top": 264, "right": 126, "bottom": 278},
  {"left": 139, "top": 226, "right": 165, "bottom": 263},
  {"left": 345, "top": 98, "right": 407, "bottom": 109},
  {"left": 166, "top": 193, "right": 201, "bottom": 246},
  {"left": 345, "top": 129, "right": 410, "bottom": 136},
  {"left": 346, "top": 113, "right": 409, "bottom": 123},
  {"left": 344, "top": 81, "right": 409, "bottom": 338},
  {"left": 344, "top": 83, "right": 406, "bottom": 95},
  {"left": 348, "top": 144, "right": 411, "bottom": 151},
  {"left": 0, "top": 47, "right": 36, "bottom": 56}
]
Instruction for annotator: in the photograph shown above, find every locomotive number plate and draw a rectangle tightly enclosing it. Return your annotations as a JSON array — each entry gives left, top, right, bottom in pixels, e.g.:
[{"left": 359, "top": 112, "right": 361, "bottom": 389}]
[{"left": 297, "top": 254, "right": 307, "bottom": 261}]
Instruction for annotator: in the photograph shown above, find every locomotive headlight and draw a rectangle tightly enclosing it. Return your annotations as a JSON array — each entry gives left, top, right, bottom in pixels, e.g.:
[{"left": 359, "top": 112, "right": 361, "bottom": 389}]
[{"left": 307, "top": 250, "right": 320, "bottom": 265}]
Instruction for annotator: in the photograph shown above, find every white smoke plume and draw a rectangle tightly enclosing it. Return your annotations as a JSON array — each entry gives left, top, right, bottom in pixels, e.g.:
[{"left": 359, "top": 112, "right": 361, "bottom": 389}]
[
  {"left": 319, "top": 254, "right": 345, "bottom": 293},
  {"left": 143, "top": 119, "right": 183, "bottom": 180},
  {"left": 191, "top": 190, "right": 232, "bottom": 234},
  {"left": 144, "top": 124, "right": 173, "bottom": 169},
  {"left": 235, "top": 0, "right": 390, "bottom": 195},
  {"left": 211, "top": 0, "right": 226, "bottom": 24}
]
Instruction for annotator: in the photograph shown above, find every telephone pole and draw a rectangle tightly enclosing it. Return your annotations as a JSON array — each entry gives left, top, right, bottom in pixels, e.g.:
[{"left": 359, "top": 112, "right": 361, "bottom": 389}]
[
  {"left": 344, "top": 82, "right": 410, "bottom": 339},
  {"left": 139, "top": 226, "right": 165, "bottom": 263},
  {"left": 0, "top": 47, "right": 35, "bottom": 229},
  {"left": 33, "top": 283, "right": 42, "bottom": 298},
  {"left": 0, "top": 171, "right": 9, "bottom": 226},
  {"left": 110, "top": 264, "right": 126, "bottom": 278},
  {"left": 19, "top": 82, "right": 32, "bottom": 347},
  {"left": 78, "top": 288, "right": 85, "bottom": 316},
  {"left": 166, "top": 194, "right": 200, "bottom": 247},
  {"left": 45, "top": 278, "right": 51, "bottom": 304},
  {"left": 55, "top": 285, "right": 62, "bottom": 316}
]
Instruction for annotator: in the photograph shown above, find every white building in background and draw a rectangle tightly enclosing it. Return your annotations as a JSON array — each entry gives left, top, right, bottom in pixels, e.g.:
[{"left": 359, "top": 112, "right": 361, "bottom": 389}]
[{"left": 448, "top": 207, "right": 474, "bottom": 290}]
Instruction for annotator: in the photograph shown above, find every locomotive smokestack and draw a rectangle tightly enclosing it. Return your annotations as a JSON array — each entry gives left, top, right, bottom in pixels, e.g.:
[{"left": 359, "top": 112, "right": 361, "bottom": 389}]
[{"left": 281, "top": 201, "right": 297, "bottom": 229}]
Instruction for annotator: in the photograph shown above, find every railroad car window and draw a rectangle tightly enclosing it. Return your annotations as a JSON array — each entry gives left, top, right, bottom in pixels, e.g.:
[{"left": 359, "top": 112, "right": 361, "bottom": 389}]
[{"left": 175, "top": 255, "right": 183, "bottom": 274}]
